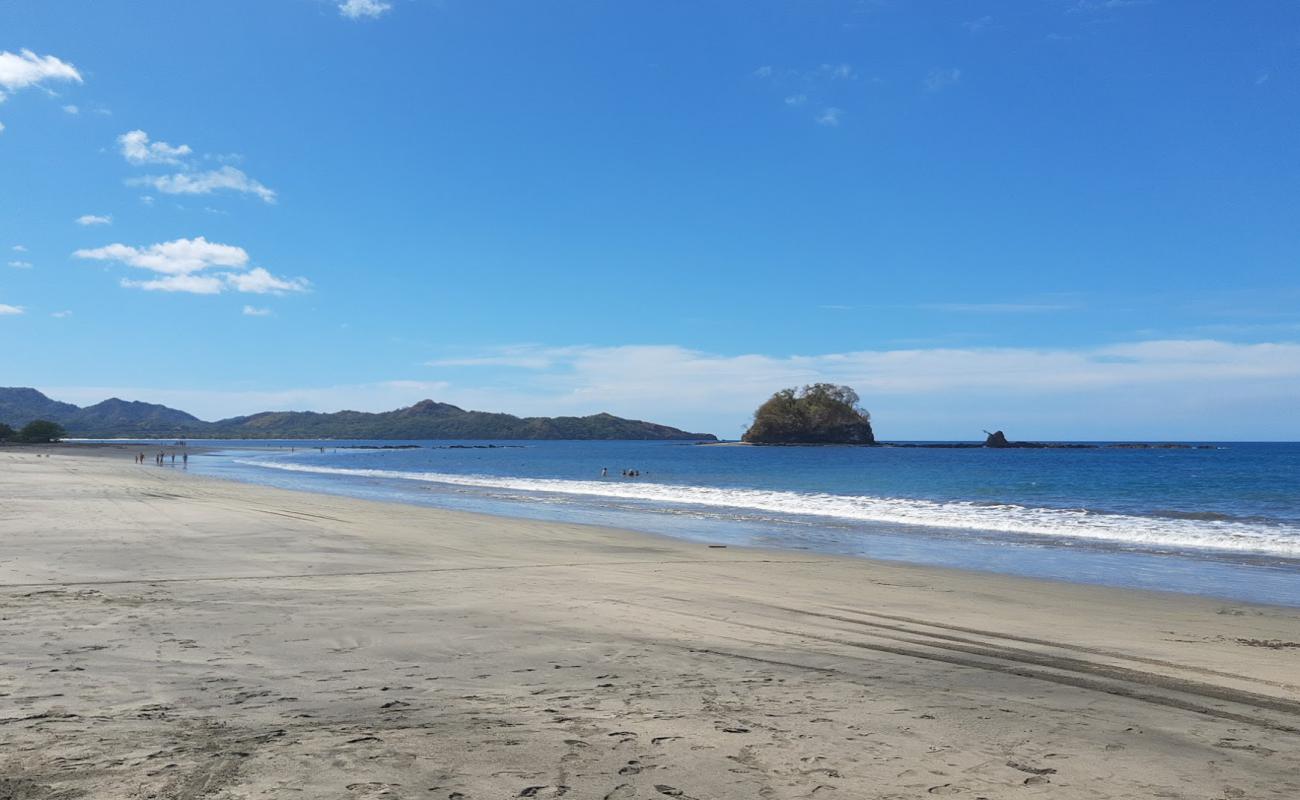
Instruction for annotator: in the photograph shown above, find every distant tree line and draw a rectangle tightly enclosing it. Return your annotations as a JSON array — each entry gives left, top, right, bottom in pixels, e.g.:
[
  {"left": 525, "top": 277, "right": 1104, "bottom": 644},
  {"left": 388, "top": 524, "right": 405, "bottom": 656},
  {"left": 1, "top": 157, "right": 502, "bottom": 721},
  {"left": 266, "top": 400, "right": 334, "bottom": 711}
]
[{"left": 0, "top": 419, "right": 67, "bottom": 444}]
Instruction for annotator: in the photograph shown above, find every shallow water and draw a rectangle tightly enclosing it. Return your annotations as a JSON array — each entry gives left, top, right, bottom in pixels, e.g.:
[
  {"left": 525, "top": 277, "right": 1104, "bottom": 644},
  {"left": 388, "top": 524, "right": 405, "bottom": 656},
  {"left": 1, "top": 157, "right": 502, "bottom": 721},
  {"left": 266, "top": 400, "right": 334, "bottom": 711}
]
[{"left": 172, "top": 438, "right": 1300, "bottom": 607}]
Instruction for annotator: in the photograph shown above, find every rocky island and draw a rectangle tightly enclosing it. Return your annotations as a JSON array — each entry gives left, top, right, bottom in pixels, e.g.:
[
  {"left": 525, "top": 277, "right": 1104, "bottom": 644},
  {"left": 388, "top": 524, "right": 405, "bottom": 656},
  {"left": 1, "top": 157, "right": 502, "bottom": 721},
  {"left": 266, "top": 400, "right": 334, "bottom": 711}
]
[
  {"left": 742, "top": 384, "right": 875, "bottom": 444},
  {"left": 738, "top": 385, "right": 1213, "bottom": 449}
]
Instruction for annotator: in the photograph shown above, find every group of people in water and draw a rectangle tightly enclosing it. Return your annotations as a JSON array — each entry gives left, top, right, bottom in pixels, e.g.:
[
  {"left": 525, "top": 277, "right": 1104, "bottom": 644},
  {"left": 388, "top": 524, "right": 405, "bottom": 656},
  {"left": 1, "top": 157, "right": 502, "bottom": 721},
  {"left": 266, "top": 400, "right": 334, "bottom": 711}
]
[
  {"left": 600, "top": 467, "right": 644, "bottom": 478},
  {"left": 136, "top": 450, "right": 187, "bottom": 467}
]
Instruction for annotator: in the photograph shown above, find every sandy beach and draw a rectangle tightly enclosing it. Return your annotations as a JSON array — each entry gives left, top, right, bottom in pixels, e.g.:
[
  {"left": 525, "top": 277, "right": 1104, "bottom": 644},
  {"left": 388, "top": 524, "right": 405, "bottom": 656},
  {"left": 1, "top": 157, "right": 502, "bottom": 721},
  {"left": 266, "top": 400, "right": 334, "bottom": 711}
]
[{"left": 2, "top": 448, "right": 1298, "bottom": 799}]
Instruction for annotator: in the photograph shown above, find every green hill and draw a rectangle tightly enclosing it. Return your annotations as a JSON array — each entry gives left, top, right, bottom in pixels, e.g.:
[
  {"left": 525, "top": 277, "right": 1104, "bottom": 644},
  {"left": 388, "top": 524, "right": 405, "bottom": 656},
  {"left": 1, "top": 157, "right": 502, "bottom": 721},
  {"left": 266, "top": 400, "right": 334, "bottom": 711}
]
[{"left": 0, "top": 388, "right": 716, "bottom": 441}]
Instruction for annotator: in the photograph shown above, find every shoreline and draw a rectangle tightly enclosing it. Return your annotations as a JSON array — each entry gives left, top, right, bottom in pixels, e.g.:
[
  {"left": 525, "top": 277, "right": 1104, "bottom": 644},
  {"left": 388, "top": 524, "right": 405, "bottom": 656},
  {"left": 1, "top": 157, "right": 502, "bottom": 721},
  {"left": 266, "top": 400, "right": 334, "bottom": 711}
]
[
  {"left": 192, "top": 443, "right": 1300, "bottom": 608},
  {"left": 3, "top": 449, "right": 1299, "bottom": 797},
  {"left": 19, "top": 444, "right": 1299, "bottom": 610}
]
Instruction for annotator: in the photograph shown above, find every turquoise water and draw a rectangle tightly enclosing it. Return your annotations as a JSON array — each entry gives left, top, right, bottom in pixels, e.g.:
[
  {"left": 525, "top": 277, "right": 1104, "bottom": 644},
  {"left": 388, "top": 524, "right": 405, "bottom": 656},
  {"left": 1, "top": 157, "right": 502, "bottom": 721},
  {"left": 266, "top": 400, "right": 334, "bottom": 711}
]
[{"left": 179, "top": 439, "right": 1300, "bottom": 606}]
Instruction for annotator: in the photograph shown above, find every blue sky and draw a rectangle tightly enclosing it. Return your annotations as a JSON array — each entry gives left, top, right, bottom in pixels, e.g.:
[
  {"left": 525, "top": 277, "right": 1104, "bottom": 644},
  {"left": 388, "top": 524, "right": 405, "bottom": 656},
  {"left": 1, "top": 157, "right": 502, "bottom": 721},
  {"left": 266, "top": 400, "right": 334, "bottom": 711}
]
[{"left": 2, "top": 0, "right": 1299, "bottom": 439}]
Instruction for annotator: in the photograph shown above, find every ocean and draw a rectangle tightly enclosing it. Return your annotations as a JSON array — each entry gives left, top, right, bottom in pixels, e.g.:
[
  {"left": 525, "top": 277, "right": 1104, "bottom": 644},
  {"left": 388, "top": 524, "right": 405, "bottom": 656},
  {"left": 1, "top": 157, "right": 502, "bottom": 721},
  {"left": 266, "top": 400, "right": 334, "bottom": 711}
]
[{"left": 177, "top": 439, "right": 1300, "bottom": 607}]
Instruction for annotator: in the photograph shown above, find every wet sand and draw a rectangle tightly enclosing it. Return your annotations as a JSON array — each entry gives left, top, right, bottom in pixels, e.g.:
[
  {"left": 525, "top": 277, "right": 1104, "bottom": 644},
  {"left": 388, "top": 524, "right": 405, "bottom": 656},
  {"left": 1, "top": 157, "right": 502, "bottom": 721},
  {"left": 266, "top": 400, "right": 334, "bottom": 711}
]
[{"left": 2, "top": 447, "right": 1299, "bottom": 799}]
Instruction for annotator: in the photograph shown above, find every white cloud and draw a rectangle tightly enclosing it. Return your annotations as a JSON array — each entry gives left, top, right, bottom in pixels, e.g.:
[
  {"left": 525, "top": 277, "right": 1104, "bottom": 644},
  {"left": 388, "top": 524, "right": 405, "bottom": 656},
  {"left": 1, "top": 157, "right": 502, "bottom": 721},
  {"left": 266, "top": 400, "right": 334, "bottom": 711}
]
[
  {"left": 819, "top": 63, "right": 855, "bottom": 80},
  {"left": 75, "top": 214, "right": 111, "bottom": 226},
  {"left": 920, "top": 303, "right": 1072, "bottom": 313},
  {"left": 753, "top": 66, "right": 774, "bottom": 78},
  {"left": 51, "top": 310, "right": 72, "bottom": 318},
  {"left": 1070, "top": 0, "right": 1149, "bottom": 12},
  {"left": 925, "top": 67, "right": 962, "bottom": 92},
  {"left": 8, "top": 260, "right": 32, "bottom": 269},
  {"left": 816, "top": 107, "right": 843, "bottom": 127},
  {"left": 226, "top": 267, "right": 309, "bottom": 295},
  {"left": 242, "top": 305, "right": 273, "bottom": 317},
  {"left": 784, "top": 94, "right": 807, "bottom": 106},
  {"left": 74, "top": 236, "right": 307, "bottom": 296},
  {"left": 121, "top": 274, "right": 226, "bottom": 294},
  {"left": 0, "top": 304, "right": 24, "bottom": 315},
  {"left": 0, "top": 50, "right": 82, "bottom": 101},
  {"left": 130, "top": 166, "right": 276, "bottom": 203},
  {"left": 420, "top": 339, "right": 1300, "bottom": 438},
  {"left": 62, "top": 104, "right": 79, "bottom": 114},
  {"left": 75, "top": 236, "right": 248, "bottom": 275},
  {"left": 0, "top": 121, "right": 5, "bottom": 134},
  {"left": 339, "top": 0, "right": 392, "bottom": 19},
  {"left": 35, "top": 338, "right": 1300, "bottom": 438},
  {"left": 12, "top": 245, "right": 27, "bottom": 252},
  {"left": 117, "top": 129, "right": 192, "bottom": 165}
]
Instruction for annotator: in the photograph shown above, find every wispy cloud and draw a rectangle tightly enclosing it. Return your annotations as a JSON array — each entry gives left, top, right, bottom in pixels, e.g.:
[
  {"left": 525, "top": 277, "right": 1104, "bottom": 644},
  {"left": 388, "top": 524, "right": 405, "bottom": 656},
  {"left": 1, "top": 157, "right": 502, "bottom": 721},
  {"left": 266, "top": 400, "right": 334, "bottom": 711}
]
[
  {"left": 118, "top": 130, "right": 192, "bottom": 165},
  {"left": 919, "top": 302, "right": 1072, "bottom": 313},
  {"left": 815, "top": 107, "right": 843, "bottom": 127},
  {"left": 36, "top": 338, "right": 1300, "bottom": 438},
  {"left": 415, "top": 339, "right": 1300, "bottom": 437},
  {"left": 12, "top": 245, "right": 27, "bottom": 252},
  {"left": 924, "top": 67, "right": 962, "bottom": 92},
  {"left": 755, "top": 62, "right": 863, "bottom": 125},
  {"left": 242, "top": 305, "right": 273, "bottom": 317},
  {"left": 0, "top": 304, "right": 24, "bottom": 315},
  {"left": 129, "top": 166, "right": 277, "bottom": 203},
  {"left": 51, "top": 310, "right": 72, "bottom": 319},
  {"left": 73, "top": 236, "right": 308, "bottom": 295},
  {"left": 62, "top": 104, "right": 79, "bottom": 115},
  {"left": 226, "top": 267, "right": 309, "bottom": 295},
  {"left": 8, "top": 260, "right": 32, "bottom": 269},
  {"left": 117, "top": 130, "right": 275, "bottom": 203},
  {"left": 0, "top": 49, "right": 82, "bottom": 101},
  {"left": 75, "top": 214, "right": 111, "bottom": 226},
  {"left": 339, "top": 0, "right": 392, "bottom": 19},
  {"left": 1070, "top": 0, "right": 1151, "bottom": 12}
]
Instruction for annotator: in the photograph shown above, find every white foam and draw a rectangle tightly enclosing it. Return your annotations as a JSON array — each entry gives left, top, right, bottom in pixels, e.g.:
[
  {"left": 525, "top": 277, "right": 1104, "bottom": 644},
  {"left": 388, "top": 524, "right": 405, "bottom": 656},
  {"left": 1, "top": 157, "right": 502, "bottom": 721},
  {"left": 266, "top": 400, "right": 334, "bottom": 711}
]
[{"left": 234, "top": 459, "right": 1300, "bottom": 558}]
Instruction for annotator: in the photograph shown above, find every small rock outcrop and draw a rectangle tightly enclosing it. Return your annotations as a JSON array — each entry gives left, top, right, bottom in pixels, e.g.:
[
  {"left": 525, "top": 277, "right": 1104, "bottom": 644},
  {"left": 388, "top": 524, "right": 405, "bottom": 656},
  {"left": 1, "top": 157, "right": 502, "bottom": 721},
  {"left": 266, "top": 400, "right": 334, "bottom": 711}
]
[
  {"left": 742, "top": 384, "right": 875, "bottom": 445},
  {"left": 984, "top": 430, "right": 1012, "bottom": 448}
]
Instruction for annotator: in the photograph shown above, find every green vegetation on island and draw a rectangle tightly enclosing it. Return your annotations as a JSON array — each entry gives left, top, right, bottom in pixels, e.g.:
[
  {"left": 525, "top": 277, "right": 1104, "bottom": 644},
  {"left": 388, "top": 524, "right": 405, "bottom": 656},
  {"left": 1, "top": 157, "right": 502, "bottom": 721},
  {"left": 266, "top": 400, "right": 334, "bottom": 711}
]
[
  {"left": 0, "top": 388, "right": 716, "bottom": 441},
  {"left": 742, "top": 384, "right": 875, "bottom": 445}
]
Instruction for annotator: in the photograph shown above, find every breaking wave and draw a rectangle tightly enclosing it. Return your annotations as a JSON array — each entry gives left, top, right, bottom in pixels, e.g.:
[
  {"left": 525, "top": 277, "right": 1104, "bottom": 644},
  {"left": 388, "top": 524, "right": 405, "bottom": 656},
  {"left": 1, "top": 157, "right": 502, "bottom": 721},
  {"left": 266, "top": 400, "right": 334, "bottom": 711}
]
[{"left": 234, "top": 459, "right": 1300, "bottom": 559}]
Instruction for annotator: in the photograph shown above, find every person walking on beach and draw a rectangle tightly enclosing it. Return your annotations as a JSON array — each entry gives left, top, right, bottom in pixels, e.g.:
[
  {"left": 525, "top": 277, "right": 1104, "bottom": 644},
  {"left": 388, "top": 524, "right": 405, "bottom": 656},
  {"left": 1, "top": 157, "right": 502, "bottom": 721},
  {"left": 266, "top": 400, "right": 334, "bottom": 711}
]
[{"left": 182, "top": 452, "right": 188, "bottom": 467}]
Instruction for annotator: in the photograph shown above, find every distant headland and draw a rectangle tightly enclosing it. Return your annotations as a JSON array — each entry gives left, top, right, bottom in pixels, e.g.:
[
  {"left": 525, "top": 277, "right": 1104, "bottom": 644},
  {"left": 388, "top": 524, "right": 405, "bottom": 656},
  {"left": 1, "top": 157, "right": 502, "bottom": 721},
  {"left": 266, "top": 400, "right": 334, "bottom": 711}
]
[{"left": 0, "top": 387, "right": 717, "bottom": 441}]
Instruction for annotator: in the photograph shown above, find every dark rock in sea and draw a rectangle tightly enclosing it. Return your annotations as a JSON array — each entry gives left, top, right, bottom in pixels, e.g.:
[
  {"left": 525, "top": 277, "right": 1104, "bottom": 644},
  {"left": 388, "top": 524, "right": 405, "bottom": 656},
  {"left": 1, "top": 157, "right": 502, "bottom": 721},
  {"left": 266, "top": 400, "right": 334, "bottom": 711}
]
[
  {"left": 983, "top": 431, "right": 1092, "bottom": 449},
  {"left": 984, "top": 430, "right": 1012, "bottom": 448}
]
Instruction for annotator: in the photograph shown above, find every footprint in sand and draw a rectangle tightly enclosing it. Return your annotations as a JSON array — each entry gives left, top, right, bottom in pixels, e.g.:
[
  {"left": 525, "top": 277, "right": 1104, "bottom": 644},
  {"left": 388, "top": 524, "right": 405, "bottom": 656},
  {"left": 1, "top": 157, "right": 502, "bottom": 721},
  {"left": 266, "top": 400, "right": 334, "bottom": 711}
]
[
  {"left": 346, "top": 782, "right": 401, "bottom": 797},
  {"left": 604, "top": 786, "right": 635, "bottom": 800},
  {"left": 518, "top": 786, "right": 570, "bottom": 798},
  {"left": 927, "top": 785, "right": 965, "bottom": 795}
]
